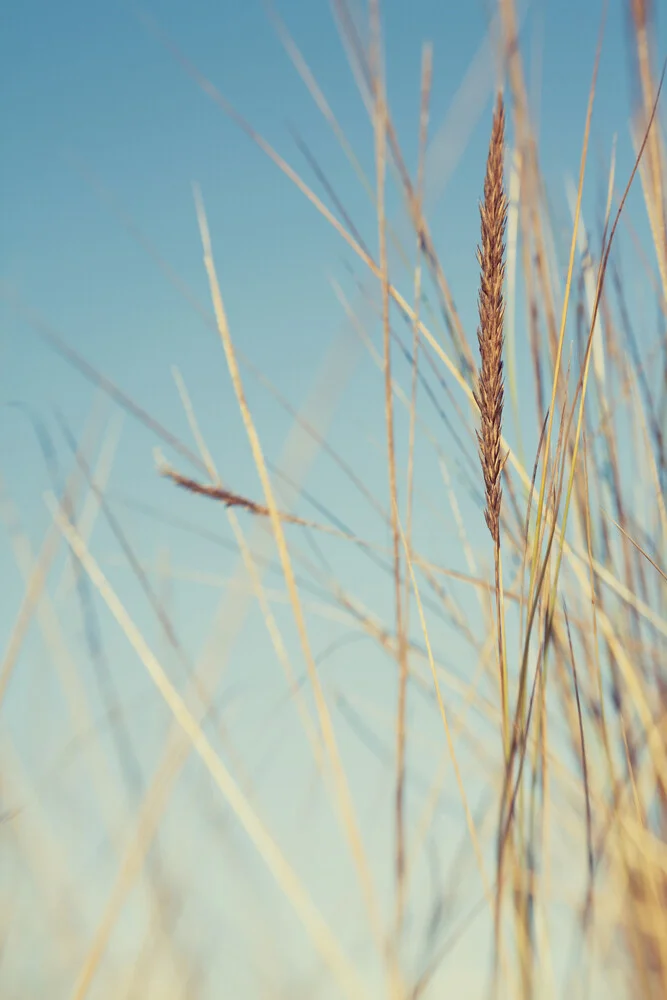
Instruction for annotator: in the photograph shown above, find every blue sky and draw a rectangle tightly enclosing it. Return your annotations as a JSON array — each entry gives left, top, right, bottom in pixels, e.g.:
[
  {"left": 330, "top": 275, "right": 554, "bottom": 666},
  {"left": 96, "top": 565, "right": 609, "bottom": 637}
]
[
  {"left": 1, "top": 0, "right": 658, "bottom": 601},
  {"left": 2, "top": 1, "right": 666, "bottom": 997}
]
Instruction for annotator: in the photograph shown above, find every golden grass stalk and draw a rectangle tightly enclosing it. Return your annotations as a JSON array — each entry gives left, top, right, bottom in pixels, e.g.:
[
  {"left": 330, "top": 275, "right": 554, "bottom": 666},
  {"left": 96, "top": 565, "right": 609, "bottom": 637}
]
[
  {"left": 366, "top": 0, "right": 407, "bottom": 947},
  {"left": 474, "top": 93, "right": 519, "bottom": 993},
  {"left": 474, "top": 93, "right": 509, "bottom": 751},
  {"left": 395, "top": 40, "right": 432, "bottom": 939}
]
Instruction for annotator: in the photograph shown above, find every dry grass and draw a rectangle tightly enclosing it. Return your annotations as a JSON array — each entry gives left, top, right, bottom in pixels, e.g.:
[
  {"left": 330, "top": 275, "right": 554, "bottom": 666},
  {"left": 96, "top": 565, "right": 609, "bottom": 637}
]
[
  {"left": 473, "top": 98, "right": 511, "bottom": 824},
  {"left": 4, "top": 1, "right": 667, "bottom": 998}
]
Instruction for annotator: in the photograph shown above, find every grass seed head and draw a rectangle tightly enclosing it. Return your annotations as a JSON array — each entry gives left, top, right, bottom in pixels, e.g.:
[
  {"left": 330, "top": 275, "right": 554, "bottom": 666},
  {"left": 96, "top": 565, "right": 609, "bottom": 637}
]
[{"left": 475, "top": 92, "right": 508, "bottom": 546}]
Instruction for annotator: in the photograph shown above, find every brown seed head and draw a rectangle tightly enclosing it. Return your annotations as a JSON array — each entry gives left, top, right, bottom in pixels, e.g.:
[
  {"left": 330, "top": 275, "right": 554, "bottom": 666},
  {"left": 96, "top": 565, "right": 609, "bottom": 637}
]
[{"left": 474, "top": 93, "right": 508, "bottom": 545}]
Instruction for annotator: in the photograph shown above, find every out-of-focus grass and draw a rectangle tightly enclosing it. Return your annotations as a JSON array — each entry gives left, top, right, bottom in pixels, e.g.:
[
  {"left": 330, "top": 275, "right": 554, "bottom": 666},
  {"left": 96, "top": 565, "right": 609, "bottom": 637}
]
[{"left": 2, "top": 1, "right": 667, "bottom": 998}]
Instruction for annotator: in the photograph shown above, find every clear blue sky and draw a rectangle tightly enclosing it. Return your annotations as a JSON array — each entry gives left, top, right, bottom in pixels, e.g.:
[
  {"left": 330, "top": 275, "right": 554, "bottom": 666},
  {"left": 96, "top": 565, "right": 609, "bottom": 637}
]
[
  {"left": 2, "top": 0, "right": 650, "bottom": 416},
  {"left": 1, "top": 1, "right": 665, "bottom": 997}
]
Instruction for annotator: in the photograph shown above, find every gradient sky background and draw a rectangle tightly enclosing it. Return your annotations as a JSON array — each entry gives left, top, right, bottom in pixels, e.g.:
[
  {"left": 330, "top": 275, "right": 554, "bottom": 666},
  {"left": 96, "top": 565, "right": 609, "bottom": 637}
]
[
  {"left": 2, "top": 1, "right": 666, "bottom": 997},
  {"left": 2, "top": 0, "right": 661, "bottom": 648}
]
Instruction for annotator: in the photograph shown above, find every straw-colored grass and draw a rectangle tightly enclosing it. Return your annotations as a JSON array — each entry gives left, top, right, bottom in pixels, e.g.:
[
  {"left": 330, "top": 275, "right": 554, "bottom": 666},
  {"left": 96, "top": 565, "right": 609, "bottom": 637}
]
[{"left": 4, "top": 1, "right": 667, "bottom": 998}]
